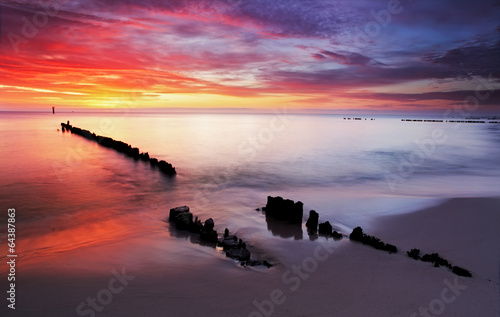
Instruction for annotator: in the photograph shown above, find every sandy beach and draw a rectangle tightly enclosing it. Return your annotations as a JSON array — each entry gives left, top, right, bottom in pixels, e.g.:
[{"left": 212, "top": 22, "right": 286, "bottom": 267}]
[{"left": 2, "top": 197, "right": 498, "bottom": 317}]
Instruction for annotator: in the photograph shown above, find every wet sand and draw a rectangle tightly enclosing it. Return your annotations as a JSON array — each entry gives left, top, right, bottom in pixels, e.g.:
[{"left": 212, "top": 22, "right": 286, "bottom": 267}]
[{"left": 2, "top": 197, "right": 499, "bottom": 316}]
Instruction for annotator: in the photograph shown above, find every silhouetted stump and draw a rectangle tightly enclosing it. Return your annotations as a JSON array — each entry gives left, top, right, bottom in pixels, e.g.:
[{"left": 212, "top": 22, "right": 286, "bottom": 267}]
[
  {"left": 204, "top": 218, "right": 215, "bottom": 232},
  {"left": 265, "top": 196, "right": 303, "bottom": 224},
  {"left": 318, "top": 221, "right": 333, "bottom": 235},
  {"left": 349, "top": 226, "right": 364, "bottom": 241},
  {"left": 306, "top": 210, "right": 319, "bottom": 233}
]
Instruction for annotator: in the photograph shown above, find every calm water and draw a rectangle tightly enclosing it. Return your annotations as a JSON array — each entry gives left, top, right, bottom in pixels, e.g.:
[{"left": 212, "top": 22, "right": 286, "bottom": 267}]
[{"left": 1, "top": 111, "right": 500, "bottom": 271}]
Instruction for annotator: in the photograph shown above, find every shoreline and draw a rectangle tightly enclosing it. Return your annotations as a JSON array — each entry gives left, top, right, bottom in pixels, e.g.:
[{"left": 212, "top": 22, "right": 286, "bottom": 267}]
[{"left": 2, "top": 196, "right": 499, "bottom": 316}]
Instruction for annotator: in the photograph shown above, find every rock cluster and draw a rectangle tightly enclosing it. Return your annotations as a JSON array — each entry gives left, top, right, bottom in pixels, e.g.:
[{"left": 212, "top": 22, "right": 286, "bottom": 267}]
[
  {"left": 264, "top": 196, "right": 303, "bottom": 224},
  {"left": 406, "top": 248, "right": 472, "bottom": 277},
  {"left": 262, "top": 197, "right": 343, "bottom": 240},
  {"left": 169, "top": 206, "right": 272, "bottom": 268},
  {"left": 305, "top": 210, "right": 343, "bottom": 239},
  {"left": 349, "top": 227, "right": 397, "bottom": 253},
  {"left": 60, "top": 122, "right": 176, "bottom": 176}
]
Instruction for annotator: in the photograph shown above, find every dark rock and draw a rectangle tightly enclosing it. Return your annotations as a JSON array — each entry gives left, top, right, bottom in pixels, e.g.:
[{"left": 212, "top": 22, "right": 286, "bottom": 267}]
[
  {"left": 349, "top": 226, "right": 397, "bottom": 253},
  {"left": 169, "top": 206, "right": 189, "bottom": 221},
  {"left": 385, "top": 243, "right": 397, "bottom": 253},
  {"left": 226, "top": 249, "right": 251, "bottom": 261},
  {"left": 204, "top": 218, "right": 215, "bottom": 232},
  {"left": 305, "top": 210, "right": 319, "bottom": 233},
  {"left": 332, "top": 231, "right": 343, "bottom": 239},
  {"left": 265, "top": 196, "right": 303, "bottom": 224},
  {"left": 59, "top": 122, "right": 176, "bottom": 175},
  {"left": 200, "top": 229, "right": 218, "bottom": 243},
  {"left": 407, "top": 248, "right": 421, "bottom": 260},
  {"left": 349, "top": 226, "right": 364, "bottom": 241},
  {"left": 174, "top": 211, "right": 193, "bottom": 230},
  {"left": 139, "top": 152, "right": 150, "bottom": 161},
  {"left": 222, "top": 236, "right": 238, "bottom": 249},
  {"left": 318, "top": 221, "right": 333, "bottom": 235},
  {"left": 452, "top": 266, "right": 472, "bottom": 277},
  {"left": 246, "top": 260, "right": 273, "bottom": 268},
  {"left": 188, "top": 217, "right": 203, "bottom": 234},
  {"left": 158, "top": 160, "right": 176, "bottom": 175},
  {"left": 149, "top": 158, "right": 158, "bottom": 166}
]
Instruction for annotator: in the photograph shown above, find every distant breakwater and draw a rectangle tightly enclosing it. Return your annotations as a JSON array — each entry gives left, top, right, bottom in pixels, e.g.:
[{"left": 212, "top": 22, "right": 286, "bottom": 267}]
[
  {"left": 60, "top": 122, "right": 176, "bottom": 176},
  {"left": 401, "top": 118, "right": 500, "bottom": 123}
]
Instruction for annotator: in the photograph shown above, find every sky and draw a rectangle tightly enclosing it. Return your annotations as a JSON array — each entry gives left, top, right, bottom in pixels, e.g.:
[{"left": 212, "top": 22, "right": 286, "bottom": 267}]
[{"left": 0, "top": 0, "right": 499, "bottom": 113}]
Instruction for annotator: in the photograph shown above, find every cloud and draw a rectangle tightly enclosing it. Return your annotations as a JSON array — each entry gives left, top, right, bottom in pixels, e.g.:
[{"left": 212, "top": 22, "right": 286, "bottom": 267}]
[
  {"left": 424, "top": 41, "right": 500, "bottom": 79},
  {"left": 320, "top": 50, "right": 376, "bottom": 66}
]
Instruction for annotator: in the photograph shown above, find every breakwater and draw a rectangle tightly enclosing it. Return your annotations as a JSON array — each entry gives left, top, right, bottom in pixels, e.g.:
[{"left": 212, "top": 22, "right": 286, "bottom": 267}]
[{"left": 60, "top": 122, "right": 176, "bottom": 176}]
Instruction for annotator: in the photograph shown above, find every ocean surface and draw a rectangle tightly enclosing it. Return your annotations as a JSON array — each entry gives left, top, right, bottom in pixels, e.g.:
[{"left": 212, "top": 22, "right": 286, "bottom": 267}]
[{"left": 1, "top": 111, "right": 500, "bottom": 272}]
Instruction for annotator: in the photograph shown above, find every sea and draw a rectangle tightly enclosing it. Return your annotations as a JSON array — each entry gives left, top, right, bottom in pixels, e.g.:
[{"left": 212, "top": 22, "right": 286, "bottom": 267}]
[{"left": 1, "top": 111, "right": 500, "bottom": 272}]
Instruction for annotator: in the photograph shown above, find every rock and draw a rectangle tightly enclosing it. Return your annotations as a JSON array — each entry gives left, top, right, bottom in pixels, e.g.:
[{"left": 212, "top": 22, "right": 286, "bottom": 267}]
[
  {"left": 200, "top": 230, "right": 218, "bottom": 243},
  {"left": 318, "top": 221, "right": 333, "bottom": 235},
  {"left": 265, "top": 196, "right": 303, "bottom": 224},
  {"left": 226, "top": 249, "right": 251, "bottom": 261},
  {"left": 305, "top": 210, "right": 319, "bottom": 233},
  {"left": 204, "top": 218, "right": 215, "bottom": 232},
  {"left": 407, "top": 248, "right": 421, "bottom": 260},
  {"left": 174, "top": 211, "right": 193, "bottom": 230},
  {"left": 246, "top": 260, "right": 273, "bottom": 268},
  {"left": 349, "top": 226, "right": 364, "bottom": 241},
  {"left": 452, "top": 266, "right": 472, "bottom": 277},
  {"left": 332, "top": 231, "right": 343, "bottom": 239},
  {"left": 149, "top": 158, "right": 158, "bottom": 166},
  {"left": 169, "top": 206, "right": 190, "bottom": 221},
  {"left": 158, "top": 160, "right": 176, "bottom": 175},
  {"left": 188, "top": 217, "right": 203, "bottom": 234},
  {"left": 222, "top": 236, "right": 238, "bottom": 249},
  {"left": 385, "top": 243, "right": 397, "bottom": 253},
  {"left": 139, "top": 152, "right": 150, "bottom": 161}
]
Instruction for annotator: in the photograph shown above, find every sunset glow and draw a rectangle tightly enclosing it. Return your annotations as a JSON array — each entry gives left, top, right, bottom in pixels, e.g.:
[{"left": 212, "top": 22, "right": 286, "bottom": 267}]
[{"left": 1, "top": 0, "right": 499, "bottom": 112}]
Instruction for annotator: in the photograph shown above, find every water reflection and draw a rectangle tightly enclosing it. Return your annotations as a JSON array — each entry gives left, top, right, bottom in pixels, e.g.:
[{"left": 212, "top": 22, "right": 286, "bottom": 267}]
[
  {"left": 264, "top": 212, "right": 303, "bottom": 240},
  {"left": 166, "top": 220, "right": 217, "bottom": 249}
]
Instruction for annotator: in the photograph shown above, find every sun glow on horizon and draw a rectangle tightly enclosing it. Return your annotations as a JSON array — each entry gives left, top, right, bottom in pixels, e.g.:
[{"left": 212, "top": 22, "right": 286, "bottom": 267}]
[{"left": 0, "top": 1, "right": 499, "bottom": 113}]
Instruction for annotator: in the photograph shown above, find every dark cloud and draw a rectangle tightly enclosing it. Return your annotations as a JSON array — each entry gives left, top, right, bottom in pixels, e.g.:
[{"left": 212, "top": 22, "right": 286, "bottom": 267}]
[
  {"left": 320, "top": 50, "right": 372, "bottom": 66},
  {"left": 260, "top": 63, "right": 453, "bottom": 91},
  {"left": 424, "top": 42, "right": 500, "bottom": 79}
]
